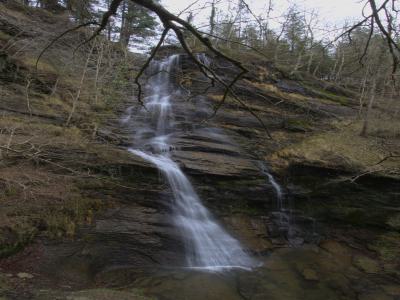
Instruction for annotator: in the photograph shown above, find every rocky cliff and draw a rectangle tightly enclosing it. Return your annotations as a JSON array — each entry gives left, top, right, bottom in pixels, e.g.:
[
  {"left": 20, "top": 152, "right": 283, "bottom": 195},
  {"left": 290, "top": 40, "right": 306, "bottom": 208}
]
[{"left": 0, "top": 2, "right": 399, "bottom": 299}]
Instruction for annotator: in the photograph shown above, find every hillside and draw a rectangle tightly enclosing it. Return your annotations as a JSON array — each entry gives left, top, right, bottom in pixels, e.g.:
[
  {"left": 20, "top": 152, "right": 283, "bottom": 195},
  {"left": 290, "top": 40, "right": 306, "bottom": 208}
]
[{"left": 0, "top": 1, "right": 399, "bottom": 299}]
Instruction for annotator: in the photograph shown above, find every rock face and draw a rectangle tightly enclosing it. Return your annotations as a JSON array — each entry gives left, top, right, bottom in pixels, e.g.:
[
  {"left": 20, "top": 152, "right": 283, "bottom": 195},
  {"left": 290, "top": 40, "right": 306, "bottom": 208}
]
[
  {"left": 82, "top": 52, "right": 399, "bottom": 288},
  {"left": 56, "top": 51, "right": 391, "bottom": 278}
]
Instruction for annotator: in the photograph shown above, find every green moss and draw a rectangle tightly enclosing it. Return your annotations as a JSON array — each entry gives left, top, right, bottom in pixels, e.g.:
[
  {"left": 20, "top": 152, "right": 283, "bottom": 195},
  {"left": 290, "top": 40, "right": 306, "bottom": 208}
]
[
  {"left": 227, "top": 202, "right": 264, "bottom": 215},
  {"left": 45, "top": 197, "right": 103, "bottom": 239},
  {"left": 341, "top": 208, "right": 367, "bottom": 226},
  {"left": 0, "top": 178, "right": 107, "bottom": 258},
  {"left": 304, "top": 85, "right": 351, "bottom": 106},
  {"left": 4, "top": 186, "right": 18, "bottom": 197},
  {"left": 369, "top": 232, "right": 400, "bottom": 262},
  {"left": 0, "top": 31, "right": 12, "bottom": 42},
  {"left": 0, "top": 226, "right": 36, "bottom": 258},
  {"left": 0, "top": 195, "right": 102, "bottom": 256},
  {"left": 285, "top": 118, "right": 313, "bottom": 132},
  {"left": 387, "top": 214, "right": 400, "bottom": 231}
]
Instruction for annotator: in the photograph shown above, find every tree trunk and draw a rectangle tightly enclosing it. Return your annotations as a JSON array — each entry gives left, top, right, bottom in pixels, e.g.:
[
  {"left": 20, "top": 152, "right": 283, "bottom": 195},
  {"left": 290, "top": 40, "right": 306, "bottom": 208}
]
[
  {"left": 335, "top": 51, "right": 345, "bottom": 83},
  {"left": 94, "top": 42, "right": 104, "bottom": 104},
  {"left": 291, "top": 49, "right": 303, "bottom": 74},
  {"left": 360, "top": 79, "right": 376, "bottom": 137},
  {"left": 312, "top": 61, "right": 320, "bottom": 77},
  {"left": 66, "top": 42, "right": 95, "bottom": 126},
  {"left": 209, "top": 0, "right": 216, "bottom": 36},
  {"left": 120, "top": 1, "right": 135, "bottom": 47},
  {"left": 358, "top": 68, "right": 369, "bottom": 117},
  {"left": 25, "top": 77, "right": 32, "bottom": 117},
  {"left": 306, "top": 51, "right": 314, "bottom": 73},
  {"left": 119, "top": 0, "right": 127, "bottom": 44}
]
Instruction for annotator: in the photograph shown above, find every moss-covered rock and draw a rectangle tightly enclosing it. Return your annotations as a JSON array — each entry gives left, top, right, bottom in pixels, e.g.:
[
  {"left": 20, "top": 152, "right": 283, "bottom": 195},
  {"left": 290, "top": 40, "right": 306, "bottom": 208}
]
[{"left": 353, "top": 256, "right": 381, "bottom": 274}]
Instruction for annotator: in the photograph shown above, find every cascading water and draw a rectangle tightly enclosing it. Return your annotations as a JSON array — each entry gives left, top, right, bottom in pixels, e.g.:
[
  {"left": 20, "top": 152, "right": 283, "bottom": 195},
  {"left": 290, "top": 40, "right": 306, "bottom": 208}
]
[
  {"left": 259, "top": 163, "right": 292, "bottom": 230},
  {"left": 128, "top": 55, "right": 256, "bottom": 271},
  {"left": 259, "top": 163, "right": 318, "bottom": 246},
  {"left": 259, "top": 163, "right": 284, "bottom": 209}
]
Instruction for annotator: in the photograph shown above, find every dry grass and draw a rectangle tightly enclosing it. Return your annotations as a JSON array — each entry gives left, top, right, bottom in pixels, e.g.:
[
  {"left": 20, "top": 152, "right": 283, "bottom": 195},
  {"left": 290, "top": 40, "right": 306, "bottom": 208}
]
[
  {"left": 19, "top": 56, "right": 58, "bottom": 74},
  {"left": 272, "top": 115, "right": 400, "bottom": 177}
]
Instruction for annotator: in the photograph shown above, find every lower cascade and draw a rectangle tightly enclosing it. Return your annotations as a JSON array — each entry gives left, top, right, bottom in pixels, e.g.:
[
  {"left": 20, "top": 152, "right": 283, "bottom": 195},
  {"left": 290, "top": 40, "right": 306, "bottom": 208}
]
[{"left": 128, "top": 55, "right": 257, "bottom": 270}]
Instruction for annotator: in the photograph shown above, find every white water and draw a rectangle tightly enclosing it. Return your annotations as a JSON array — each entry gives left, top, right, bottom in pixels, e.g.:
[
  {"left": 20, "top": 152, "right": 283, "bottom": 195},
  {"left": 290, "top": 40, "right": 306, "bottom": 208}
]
[
  {"left": 259, "top": 162, "right": 292, "bottom": 228},
  {"left": 128, "top": 55, "right": 256, "bottom": 271},
  {"left": 259, "top": 163, "right": 283, "bottom": 208}
]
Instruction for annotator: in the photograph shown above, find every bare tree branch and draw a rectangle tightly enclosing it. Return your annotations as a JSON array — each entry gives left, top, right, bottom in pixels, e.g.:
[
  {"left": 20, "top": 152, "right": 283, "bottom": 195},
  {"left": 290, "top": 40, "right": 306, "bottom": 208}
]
[
  {"left": 37, "top": 0, "right": 272, "bottom": 136},
  {"left": 36, "top": 21, "right": 98, "bottom": 69},
  {"left": 134, "top": 27, "right": 170, "bottom": 108}
]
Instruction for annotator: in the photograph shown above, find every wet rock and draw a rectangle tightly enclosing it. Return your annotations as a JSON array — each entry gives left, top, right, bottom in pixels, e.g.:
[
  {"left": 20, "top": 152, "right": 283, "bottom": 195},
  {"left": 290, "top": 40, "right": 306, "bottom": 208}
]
[
  {"left": 173, "top": 150, "right": 260, "bottom": 177},
  {"left": 301, "top": 268, "right": 319, "bottom": 281},
  {"left": 353, "top": 256, "right": 381, "bottom": 274},
  {"left": 288, "top": 237, "right": 305, "bottom": 247},
  {"left": 386, "top": 214, "right": 400, "bottom": 230},
  {"left": 135, "top": 272, "right": 242, "bottom": 300},
  {"left": 320, "top": 240, "right": 349, "bottom": 255},
  {"left": 319, "top": 240, "right": 353, "bottom": 269},
  {"left": 222, "top": 215, "right": 273, "bottom": 253},
  {"left": 358, "top": 291, "right": 393, "bottom": 300},
  {"left": 0, "top": 273, "right": 10, "bottom": 294},
  {"left": 381, "top": 285, "right": 400, "bottom": 296},
  {"left": 17, "top": 272, "right": 34, "bottom": 279}
]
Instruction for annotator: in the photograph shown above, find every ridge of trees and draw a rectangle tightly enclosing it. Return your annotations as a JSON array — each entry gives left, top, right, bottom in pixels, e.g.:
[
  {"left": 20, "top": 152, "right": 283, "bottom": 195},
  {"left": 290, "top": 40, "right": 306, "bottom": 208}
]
[{"left": 18, "top": 0, "right": 400, "bottom": 136}]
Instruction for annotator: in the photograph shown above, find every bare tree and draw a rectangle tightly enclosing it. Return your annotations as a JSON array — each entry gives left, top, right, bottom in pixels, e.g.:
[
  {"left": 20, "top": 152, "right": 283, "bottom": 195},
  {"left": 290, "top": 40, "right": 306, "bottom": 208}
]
[
  {"left": 66, "top": 42, "right": 96, "bottom": 126},
  {"left": 332, "top": 0, "right": 399, "bottom": 77}
]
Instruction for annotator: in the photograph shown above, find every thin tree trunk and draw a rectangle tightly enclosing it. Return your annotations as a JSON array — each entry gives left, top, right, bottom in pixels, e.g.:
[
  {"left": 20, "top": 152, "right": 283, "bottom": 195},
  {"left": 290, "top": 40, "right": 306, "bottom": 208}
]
[
  {"left": 66, "top": 42, "right": 95, "bottom": 126},
  {"left": 262, "top": 0, "right": 273, "bottom": 47},
  {"left": 306, "top": 51, "right": 314, "bottom": 73},
  {"left": 358, "top": 68, "right": 369, "bottom": 118},
  {"left": 312, "top": 60, "right": 320, "bottom": 77},
  {"left": 360, "top": 79, "right": 376, "bottom": 137},
  {"left": 330, "top": 57, "right": 339, "bottom": 81},
  {"left": 291, "top": 50, "right": 303, "bottom": 74},
  {"left": 94, "top": 42, "right": 104, "bottom": 104},
  {"left": 119, "top": 0, "right": 127, "bottom": 44},
  {"left": 106, "top": 0, "right": 112, "bottom": 40},
  {"left": 25, "top": 77, "right": 32, "bottom": 117},
  {"left": 387, "top": 81, "right": 398, "bottom": 118},
  {"left": 209, "top": 0, "right": 216, "bottom": 36},
  {"left": 335, "top": 51, "right": 345, "bottom": 83},
  {"left": 274, "top": 44, "right": 280, "bottom": 62}
]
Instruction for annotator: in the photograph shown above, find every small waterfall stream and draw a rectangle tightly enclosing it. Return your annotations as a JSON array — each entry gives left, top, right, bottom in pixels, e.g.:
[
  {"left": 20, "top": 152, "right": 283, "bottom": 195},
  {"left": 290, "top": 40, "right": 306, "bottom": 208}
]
[
  {"left": 259, "top": 163, "right": 293, "bottom": 235},
  {"left": 128, "top": 55, "right": 256, "bottom": 271}
]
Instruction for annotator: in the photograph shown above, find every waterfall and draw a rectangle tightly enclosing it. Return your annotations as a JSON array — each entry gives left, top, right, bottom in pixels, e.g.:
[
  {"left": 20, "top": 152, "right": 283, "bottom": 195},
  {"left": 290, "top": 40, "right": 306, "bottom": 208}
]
[
  {"left": 259, "top": 163, "right": 283, "bottom": 207},
  {"left": 128, "top": 55, "right": 257, "bottom": 271},
  {"left": 259, "top": 163, "right": 292, "bottom": 228}
]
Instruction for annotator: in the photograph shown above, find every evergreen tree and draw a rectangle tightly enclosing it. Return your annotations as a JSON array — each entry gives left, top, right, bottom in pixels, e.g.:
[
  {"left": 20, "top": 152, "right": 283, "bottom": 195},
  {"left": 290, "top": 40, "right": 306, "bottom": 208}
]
[{"left": 119, "top": 0, "right": 158, "bottom": 47}]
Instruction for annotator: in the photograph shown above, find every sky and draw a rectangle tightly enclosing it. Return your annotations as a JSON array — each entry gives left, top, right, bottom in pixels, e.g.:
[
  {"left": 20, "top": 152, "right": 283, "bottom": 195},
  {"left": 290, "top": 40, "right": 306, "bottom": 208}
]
[
  {"left": 134, "top": 0, "right": 368, "bottom": 52},
  {"left": 161, "top": 0, "right": 365, "bottom": 30}
]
